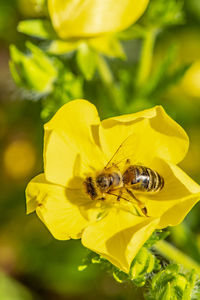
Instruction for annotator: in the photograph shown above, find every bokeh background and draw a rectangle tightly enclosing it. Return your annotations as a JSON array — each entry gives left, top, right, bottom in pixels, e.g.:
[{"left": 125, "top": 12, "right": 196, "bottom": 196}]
[{"left": 1, "top": 0, "right": 200, "bottom": 299}]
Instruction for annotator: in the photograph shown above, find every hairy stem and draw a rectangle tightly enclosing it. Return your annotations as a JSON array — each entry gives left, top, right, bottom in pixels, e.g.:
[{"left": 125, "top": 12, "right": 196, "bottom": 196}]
[{"left": 154, "top": 240, "right": 200, "bottom": 273}]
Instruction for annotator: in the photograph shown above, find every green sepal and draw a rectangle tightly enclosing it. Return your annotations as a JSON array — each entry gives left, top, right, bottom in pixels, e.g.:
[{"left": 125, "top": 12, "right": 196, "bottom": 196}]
[
  {"left": 76, "top": 43, "right": 97, "bottom": 80},
  {"left": 129, "top": 247, "right": 159, "bottom": 287},
  {"left": 18, "top": 19, "right": 57, "bottom": 40},
  {"left": 117, "top": 25, "right": 147, "bottom": 40},
  {"left": 47, "top": 40, "right": 81, "bottom": 55},
  {"left": 145, "top": 229, "right": 170, "bottom": 248},
  {"left": 89, "top": 36, "right": 126, "bottom": 59}
]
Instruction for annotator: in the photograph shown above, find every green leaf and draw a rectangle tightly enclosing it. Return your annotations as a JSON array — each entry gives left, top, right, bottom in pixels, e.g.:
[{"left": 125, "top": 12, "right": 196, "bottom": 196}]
[
  {"left": 76, "top": 43, "right": 97, "bottom": 80},
  {"left": 18, "top": 19, "right": 57, "bottom": 39}
]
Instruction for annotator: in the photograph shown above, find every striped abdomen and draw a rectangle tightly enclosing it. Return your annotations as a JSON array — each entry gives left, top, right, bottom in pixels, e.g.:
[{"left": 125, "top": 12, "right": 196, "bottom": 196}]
[{"left": 123, "top": 165, "right": 164, "bottom": 192}]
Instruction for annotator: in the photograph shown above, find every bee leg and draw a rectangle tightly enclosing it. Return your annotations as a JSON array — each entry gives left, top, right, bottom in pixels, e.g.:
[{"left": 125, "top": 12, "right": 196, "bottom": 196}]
[
  {"left": 117, "top": 190, "right": 122, "bottom": 201},
  {"left": 126, "top": 188, "right": 148, "bottom": 216},
  {"left": 107, "top": 190, "right": 123, "bottom": 202},
  {"left": 98, "top": 197, "right": 105, "bottom": 201},
  {"left": 126, "top": 188, "right": 140, "bottom": 202},
  {"left": 126, "top": 159, "right": 131, "bottom": 165},
  {"left": 141, "top": 206, "right": 148, "bottom": 216}
]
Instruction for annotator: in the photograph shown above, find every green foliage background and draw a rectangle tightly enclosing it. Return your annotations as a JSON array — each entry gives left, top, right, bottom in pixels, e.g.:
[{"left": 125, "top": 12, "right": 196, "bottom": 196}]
[{"left": 1, "top": 0, "right": 200, "bottom": 299}]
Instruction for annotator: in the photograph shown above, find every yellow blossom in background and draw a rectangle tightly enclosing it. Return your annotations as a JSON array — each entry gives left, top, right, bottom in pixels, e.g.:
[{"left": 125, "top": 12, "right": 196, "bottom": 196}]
[
  {"left": 48, "top": 0, "right": 149, "bottom": 39},
  {"left": 26, "top": 100, "right": 200, "bottom": 273},
  {"left": 4, "top": 138, "right": 36, "bottom": 180},
  {"left": 46, "top": 0, "right": 149, "bottom": 57},
  {"left": 154, "top": 26, "right": 200, "bottom": 99}
]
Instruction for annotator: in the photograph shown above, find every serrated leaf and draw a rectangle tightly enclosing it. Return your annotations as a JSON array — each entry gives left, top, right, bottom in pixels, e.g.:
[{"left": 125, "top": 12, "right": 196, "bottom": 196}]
[
  {"left": 18, "top": 19, "right": 57, "bottom": 39},
  {"left": 76, "top": 43, "right": 97, "bottom": 80}
]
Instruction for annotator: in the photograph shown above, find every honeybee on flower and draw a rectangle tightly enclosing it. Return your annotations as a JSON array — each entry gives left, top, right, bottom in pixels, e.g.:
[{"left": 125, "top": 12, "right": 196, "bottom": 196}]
[{"left": 26, "top": 100, "right": 200, "bottom": 273}]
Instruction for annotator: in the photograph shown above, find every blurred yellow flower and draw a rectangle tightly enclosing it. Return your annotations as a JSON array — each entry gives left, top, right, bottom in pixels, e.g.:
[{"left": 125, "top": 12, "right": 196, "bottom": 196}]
[
  {"left": 48, "top": 0, "right": 149, "bottom": 39},
  {"left": 26, "top": 100, "right": 200, "bottom": 273},
  {"left": 154, "top": 27, "right": 200, "bottom": 99},
  {"left": 179, "top": 60, "right": 200, "bottom": 98},
  {"left": 46, "top": 0, "right": 149, "bottom": 58},
  {"left": 4, "top": 138, "right": 36, "bottom": 180}
]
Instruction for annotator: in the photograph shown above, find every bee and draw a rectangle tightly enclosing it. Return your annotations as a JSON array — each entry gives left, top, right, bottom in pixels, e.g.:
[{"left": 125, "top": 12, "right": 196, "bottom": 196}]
[{"left": 84, "top": 134, "right": 164, "bottom": 214}]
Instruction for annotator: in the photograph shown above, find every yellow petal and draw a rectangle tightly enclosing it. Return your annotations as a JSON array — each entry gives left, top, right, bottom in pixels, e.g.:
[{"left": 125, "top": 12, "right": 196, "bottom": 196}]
[
  {"left": 136, "top": 158, "right": 200, "bottom": 227},
  {"left": 26, "top": 173, "right": 90, "bottom": 240},
  {"left": 44, "top": 99, "right": 106, "bottom": 188},
  {"left": 82, "top": 208, "right": 159, "bottom": 273},
  {"left": 180, "top": 60, "right": 200, "bottom": 98},
  {"left": 100, "top": 106, "right": 189, "bottom": 165},
  {"left": 48, "top": 0, "right": 149, "bottom": 39}
]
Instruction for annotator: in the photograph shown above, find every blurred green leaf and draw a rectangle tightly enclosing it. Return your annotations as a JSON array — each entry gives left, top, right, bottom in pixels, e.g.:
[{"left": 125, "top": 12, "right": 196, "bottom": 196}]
[
  {"left": 0, "top": 270, "right": 32, "bottom": 300},
  {"left": 10, "top": 42, "right": 58, "bottom": 94},
  {"left": 142, "top": 0, "right": 185, "bottom": 28},
  {"left": 185, "top": 0, "right": 200, "bottom": 22}
]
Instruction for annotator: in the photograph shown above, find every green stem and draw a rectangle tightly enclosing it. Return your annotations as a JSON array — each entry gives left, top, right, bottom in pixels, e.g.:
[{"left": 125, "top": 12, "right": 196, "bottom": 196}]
[
  {"left": 96, "top": 55, "right": 122, "bottom": 113},
  {"left": 136, "top": 28, "right": 157, "bottom": 88},
  {"left": 154, "top": 240, "right": 200, "bottom": 274}
]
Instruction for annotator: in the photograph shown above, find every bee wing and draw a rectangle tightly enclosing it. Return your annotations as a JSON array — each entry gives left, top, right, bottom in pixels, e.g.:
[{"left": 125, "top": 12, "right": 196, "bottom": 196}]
[{"left": 104, "top": 133, "right": 141, "bottom": 171}]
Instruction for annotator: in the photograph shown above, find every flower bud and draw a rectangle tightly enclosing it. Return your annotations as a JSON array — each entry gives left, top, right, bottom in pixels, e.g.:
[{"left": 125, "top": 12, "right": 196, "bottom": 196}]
[{"left": 149, "top": 265, "right": 192, "bottom": 300}]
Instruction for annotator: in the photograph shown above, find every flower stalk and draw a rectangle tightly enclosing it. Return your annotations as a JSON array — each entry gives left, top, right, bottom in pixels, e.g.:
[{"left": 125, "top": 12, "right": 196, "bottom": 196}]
[
  {"left": 96, "top": 55, "right": 123, "bottom": 113},
  {"left": 136, "top": 28, "right": 157, "bottom": 88},
  {"left": 154, "top": 240, "right": 200, "bottom": 274}
]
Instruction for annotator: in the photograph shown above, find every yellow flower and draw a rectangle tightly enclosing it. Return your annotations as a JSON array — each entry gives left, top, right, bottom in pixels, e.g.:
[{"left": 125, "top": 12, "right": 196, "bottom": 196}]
[
  {"left": 46, "top": 0, "right": 149, "bottom": 58},
  {"left": 48, "top": 0, "right": 149, "bottom": 39},
  {"left": 26, "top": 100, "right": 200, "bottom": 273}
]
